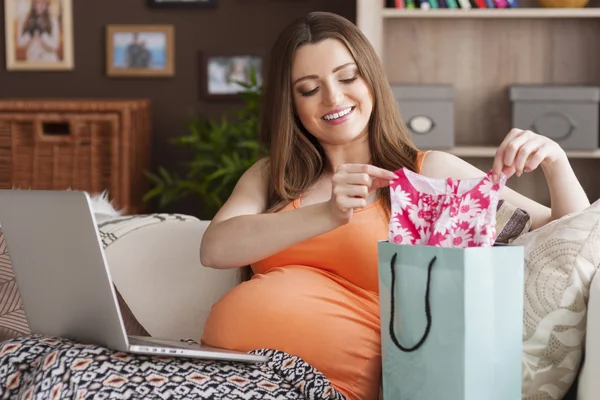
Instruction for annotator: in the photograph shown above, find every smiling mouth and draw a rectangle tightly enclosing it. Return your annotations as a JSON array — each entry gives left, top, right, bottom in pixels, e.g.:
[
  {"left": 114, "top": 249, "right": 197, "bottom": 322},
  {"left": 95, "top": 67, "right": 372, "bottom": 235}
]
[{"left": 322, "top": 106, "right": 355, "bottom": 121}]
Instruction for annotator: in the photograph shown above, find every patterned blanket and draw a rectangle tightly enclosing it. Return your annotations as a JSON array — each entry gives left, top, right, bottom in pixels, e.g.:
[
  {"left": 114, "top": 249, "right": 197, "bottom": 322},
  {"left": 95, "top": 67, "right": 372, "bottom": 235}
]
[{"left": 0, "top": 335, "right": 347, "bottom": 400}]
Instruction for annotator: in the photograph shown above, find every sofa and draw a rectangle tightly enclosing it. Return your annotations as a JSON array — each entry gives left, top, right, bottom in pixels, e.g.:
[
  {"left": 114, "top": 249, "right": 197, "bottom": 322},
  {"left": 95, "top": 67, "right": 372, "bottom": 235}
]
[{"left": 1, "top": 207, "right": 599, "bottom": 399}]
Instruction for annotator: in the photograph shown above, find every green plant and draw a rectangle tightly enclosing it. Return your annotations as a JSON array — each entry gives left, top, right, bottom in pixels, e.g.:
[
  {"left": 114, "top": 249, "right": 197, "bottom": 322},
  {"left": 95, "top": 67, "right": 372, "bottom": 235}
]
[{"left": 144, "top": 69, "right": 264, "bottom": 217}]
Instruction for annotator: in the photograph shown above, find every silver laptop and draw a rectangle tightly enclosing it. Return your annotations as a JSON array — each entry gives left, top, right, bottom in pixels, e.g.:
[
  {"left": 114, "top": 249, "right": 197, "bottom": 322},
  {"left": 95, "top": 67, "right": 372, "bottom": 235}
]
[{"left": 0, "top": 189, "right": 267, "bottom": 363}]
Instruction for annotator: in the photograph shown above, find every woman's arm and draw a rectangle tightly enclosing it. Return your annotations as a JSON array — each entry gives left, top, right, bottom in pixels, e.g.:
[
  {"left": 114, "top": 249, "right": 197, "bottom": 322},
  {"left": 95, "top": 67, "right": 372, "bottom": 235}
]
[
  {"left": 491, "top": 128, "right": 590, "bottom": 223},
  {"left": 40, "top": 18, "right": 60, "bottom": 51},
  {"left": 419, "top": 129, "right": 590, "bottom": 230},
  {"left": 539, "top": 156, "right": 590, "bottom": 222},
  {"left": 200, "top": 159, "right": 397, "bottom": 269},
  {"left": 199, "top": 163, "right": 339, "bottom": 269},
  {"left": 420, "top": 151, "right": 551, "bottom": 229}
]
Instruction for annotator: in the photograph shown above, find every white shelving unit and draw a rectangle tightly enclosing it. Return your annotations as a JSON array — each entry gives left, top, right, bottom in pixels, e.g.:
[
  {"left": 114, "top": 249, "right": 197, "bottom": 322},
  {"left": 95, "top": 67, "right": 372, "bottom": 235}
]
[
  {"left": 445, "top": 146, "right": 600, "bottom": 158},
  {"left": 381, "top": 7, "right": 600, "bottom": 18},
  {"left": 356, "top": 0, "right": 600, "bottom": 204}
]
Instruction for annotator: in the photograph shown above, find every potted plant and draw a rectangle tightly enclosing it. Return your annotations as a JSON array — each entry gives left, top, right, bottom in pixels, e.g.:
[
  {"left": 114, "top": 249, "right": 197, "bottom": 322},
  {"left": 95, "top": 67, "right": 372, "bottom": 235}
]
[{"left": 143, "top": 70, "right": 264, "bottom": 218}]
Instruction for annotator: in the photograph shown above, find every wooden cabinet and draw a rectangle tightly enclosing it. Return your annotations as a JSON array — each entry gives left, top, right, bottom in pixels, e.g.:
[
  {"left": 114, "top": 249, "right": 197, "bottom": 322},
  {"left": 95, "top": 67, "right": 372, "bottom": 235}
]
[
  {"left": 0, "top": 99, "right": 151, "bottom": 215},
  {"left": 357, "top": 0, "right": 600, "bottom": 205}
]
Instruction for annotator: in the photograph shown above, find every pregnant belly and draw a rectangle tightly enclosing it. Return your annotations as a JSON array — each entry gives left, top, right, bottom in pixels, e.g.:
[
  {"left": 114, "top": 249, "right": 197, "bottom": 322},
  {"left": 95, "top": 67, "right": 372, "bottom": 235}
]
[{"left": 201, "top": 266, "right": 382, "bottom": 400}]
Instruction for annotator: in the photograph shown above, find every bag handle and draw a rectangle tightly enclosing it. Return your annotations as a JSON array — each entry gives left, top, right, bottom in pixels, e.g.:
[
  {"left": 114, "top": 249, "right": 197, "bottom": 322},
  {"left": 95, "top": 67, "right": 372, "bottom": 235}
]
[{"left": 389, "top": 253, "right": 437, "bottom": 353}]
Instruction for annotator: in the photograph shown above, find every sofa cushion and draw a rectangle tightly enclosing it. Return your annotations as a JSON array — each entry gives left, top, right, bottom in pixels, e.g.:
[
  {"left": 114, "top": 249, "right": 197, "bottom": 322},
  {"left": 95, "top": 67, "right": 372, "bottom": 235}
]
[
  {"left": 104, "top": 215, "right": 240, "bottom": 341},
  {"left": 512, "top": 200, "right": 600, "bottom": 400}
]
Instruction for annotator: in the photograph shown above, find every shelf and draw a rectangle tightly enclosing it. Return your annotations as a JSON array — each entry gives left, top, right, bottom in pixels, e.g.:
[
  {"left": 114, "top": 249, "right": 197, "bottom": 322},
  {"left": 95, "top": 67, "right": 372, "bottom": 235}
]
[
  {"left": 439, "top": 146, "right": 600, "bottom": 158},
  {"left": 382, "top": 7, "right": 600, "bottom": 18},
  {"left": 358, "top": 0, "right": 600, "bottom": 203}
]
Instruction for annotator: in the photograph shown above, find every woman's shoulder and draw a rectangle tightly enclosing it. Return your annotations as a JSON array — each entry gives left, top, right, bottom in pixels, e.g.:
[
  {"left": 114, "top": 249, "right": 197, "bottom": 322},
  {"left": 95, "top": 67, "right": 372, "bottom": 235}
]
[
  {"left": 233, "top": 156, "right": 267, "bottom": 180},
  {"left": 239, "top": 157, "right": 271, "bottom": 190},
  {"left": 415, "top": 150, "right": 430, "bottom": 174},
  {"left": 418, "top": 150, "right": 490, "bottom": 180},
  {"left": 209, "top": 157, "right": 271, "bottom": 224}
]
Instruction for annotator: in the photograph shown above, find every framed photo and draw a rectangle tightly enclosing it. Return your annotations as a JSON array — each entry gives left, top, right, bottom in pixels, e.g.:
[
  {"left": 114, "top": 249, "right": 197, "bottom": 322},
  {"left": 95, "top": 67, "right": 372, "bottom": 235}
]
[
  {"left": 147, "top": 0, "right": 218, "bottom": 8},
  {"left": 106, "top": 25, "right": 174, "bottom": 78},
  {"left": 4, "top": 0, "right": 74, "bottom": 71},
  {"left": 200, "top": 52, "right": 263, "bottom": 101}
]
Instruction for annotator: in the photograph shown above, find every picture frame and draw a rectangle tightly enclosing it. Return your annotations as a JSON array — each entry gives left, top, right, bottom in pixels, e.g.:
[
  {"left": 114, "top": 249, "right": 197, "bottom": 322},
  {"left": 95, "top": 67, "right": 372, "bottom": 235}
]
[
  {"left": 4, "top": 0, "right": 75, "bottom": 71},
  {"left": 147, "top": 0, "right": 218, "bottom": 8},
  {"left": 106, "top": 24, "right": 175, "bottom": 78},
  {"left": 199, "top": 52, "right": 263, "bottom": 101}
]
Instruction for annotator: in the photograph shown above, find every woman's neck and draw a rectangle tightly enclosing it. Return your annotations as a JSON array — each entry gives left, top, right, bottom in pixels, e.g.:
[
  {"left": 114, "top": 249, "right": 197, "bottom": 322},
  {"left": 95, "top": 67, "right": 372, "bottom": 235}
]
[{"left": 321, "top": 137, "right": 371, "bottom": 173}]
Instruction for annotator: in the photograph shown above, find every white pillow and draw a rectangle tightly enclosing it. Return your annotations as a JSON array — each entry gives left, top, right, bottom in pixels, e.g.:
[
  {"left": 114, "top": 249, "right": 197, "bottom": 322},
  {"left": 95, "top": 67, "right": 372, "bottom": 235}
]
[
  {"left": 511, "top": 200, "right": 600, "bottom": 399},
  {"left": 104, "top": 216, "right": 240, "bottom": 341}
]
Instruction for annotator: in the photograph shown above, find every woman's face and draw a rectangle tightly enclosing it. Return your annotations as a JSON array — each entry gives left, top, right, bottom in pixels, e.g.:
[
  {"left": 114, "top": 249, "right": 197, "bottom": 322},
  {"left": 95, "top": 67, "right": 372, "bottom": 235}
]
[
  {"left": 33, "top": 0, "right": 47, "bottom": 14},
  {"left": 290, "top": 39, "right": 373, "bottom": 147}
]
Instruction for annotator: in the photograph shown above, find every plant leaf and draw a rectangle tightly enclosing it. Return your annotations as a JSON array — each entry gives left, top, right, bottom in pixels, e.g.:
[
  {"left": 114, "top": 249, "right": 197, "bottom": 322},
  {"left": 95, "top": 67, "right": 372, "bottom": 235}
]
[{"left": 143, "top": 80, "right": 266, "bottom": 217}]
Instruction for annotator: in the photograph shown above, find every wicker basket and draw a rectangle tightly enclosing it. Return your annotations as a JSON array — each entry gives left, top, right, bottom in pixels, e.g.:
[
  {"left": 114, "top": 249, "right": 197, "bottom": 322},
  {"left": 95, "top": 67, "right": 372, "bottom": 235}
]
[{"left": 0, "top": 99, "right": 151, "bottom": 215}]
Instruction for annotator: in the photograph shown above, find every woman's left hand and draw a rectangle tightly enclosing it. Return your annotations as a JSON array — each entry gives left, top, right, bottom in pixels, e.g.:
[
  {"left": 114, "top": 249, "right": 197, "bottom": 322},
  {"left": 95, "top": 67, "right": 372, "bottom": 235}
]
[{"left": 492, "top": 128, "right": 567, "bottom": 183}]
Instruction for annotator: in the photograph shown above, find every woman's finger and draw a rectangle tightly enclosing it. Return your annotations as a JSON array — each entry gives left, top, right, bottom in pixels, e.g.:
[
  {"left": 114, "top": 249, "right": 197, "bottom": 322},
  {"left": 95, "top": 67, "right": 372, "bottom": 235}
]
[
  {"left": 335, "top": 184, "right": 369, "bottom": 199},
  {"left": 343, "top": 173, "right": 373, "bottom": 187},
  {"left": 524, "top": 146, "right": 549, "bottom": 172},
  {"left": 492, "top": 129, "right": 524, "bottom": 179},
  {"left": 513, "top": 137, "right": 544, "bottom": 175},
  {"left": 339, "top": 164, "right": 398, "bottom": 180},
  {"left": 370, "top": 177, "right": 393, "bottom": 192},
  {"left": 336, "top": 196, "right": 368, "bottom": 210},
  {"left": 501, "top": 132, "right": 530, "bottom": 168},
  {"left": 502, "top": 165, "right": 517, "bottom": 180}
]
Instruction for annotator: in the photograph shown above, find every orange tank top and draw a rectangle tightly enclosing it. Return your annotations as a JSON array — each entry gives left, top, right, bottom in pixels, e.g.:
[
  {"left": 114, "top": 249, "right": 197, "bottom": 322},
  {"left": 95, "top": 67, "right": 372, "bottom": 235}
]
[{"left": 201, "top": 152, "right": 428, "bottom": 400}]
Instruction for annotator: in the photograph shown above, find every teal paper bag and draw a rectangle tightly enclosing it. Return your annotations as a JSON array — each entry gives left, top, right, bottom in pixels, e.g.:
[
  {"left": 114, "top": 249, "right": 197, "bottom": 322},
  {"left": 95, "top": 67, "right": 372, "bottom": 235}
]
[{"left": 378, "top": 241, "right": 524, "bottom": 400}]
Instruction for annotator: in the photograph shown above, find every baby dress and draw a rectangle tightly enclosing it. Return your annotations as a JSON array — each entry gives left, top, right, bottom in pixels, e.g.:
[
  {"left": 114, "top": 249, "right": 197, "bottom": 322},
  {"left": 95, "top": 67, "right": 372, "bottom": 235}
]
[{"left": 388, "top": 167, "right": 507, "bottom": 248}]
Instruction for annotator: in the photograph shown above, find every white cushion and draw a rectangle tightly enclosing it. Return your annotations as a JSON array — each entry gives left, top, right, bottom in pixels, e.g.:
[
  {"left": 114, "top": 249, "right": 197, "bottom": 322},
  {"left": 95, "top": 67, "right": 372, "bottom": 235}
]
[
  {"left": 511, "top": 200, "right": 600, "bottom": 400},
  {"left": 105, "top": 218, "right": 239, "bottom": 341},
  {"left": 577, "top": 270, "right": 600, "bottom": 399}
]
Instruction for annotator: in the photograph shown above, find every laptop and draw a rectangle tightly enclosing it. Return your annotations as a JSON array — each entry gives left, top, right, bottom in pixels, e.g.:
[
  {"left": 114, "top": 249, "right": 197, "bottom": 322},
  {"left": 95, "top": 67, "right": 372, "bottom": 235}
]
[{"left": 0, "top": 189, "right": 267, "bottom": 363}]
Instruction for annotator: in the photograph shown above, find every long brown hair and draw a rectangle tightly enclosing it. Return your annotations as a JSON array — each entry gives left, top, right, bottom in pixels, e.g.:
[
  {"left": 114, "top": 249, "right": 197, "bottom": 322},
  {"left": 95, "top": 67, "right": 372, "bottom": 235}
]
[
  {"left": 260, "top": 11, "right": 420, "bottom": 218},
  {"left": 22, "top": 0, "right": 53, "bottom": 37}
]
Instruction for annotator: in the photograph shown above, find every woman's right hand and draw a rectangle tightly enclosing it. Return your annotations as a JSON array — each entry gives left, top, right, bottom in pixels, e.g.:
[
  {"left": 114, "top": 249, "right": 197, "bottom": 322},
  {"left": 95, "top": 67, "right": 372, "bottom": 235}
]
[
  {"left": 201, "top": 159, "right": 399, "bottom": 269},
  {"left": 329, "top": 164, "right": 398, "bottom": 225}
]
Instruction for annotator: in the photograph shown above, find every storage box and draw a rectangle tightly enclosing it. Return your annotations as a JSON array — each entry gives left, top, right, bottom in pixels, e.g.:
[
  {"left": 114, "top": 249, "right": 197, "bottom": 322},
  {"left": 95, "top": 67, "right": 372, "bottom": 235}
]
[
  {"left": 510, "top": 85, "right": 600, "bottom": 150},
  {"left": 0, "top": 99, "right": 152, "bottom": 214},
  {"left": 391, "top": 84, "right": 455, "bottom": 149}
]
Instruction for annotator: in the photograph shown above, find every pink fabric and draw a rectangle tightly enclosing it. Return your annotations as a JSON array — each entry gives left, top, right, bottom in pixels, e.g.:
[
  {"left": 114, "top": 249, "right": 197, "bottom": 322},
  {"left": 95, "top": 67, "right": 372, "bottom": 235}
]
[{"left": 388, "top": 168, "right": 507, "bottom": 248}]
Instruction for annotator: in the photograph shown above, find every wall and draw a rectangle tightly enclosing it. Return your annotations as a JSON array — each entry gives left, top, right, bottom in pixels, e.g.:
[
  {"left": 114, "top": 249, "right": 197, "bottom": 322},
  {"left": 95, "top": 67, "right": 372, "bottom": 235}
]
[{"left": 0, "top": 0, "right": 355, "bottom": 217}]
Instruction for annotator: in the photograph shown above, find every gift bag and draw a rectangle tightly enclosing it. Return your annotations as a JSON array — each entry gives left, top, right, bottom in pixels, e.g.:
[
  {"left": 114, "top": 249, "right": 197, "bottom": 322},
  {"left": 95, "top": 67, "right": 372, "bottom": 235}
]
[
  {"left": 379, "top": 168, "right": 524, "bottom": 399},
  {"left": 378, "top": 242, "right": 524, "bottom": 400}
]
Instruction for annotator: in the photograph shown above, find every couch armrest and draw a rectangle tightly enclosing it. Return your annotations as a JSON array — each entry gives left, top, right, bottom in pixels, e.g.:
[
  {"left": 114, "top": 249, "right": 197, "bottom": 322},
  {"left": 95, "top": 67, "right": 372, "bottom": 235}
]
[
  {"left": 104, "top": 216, "right": 239, "bottom": 341},
  {"left": 577, "top": 270, "right": 600, "bottom": 399}
]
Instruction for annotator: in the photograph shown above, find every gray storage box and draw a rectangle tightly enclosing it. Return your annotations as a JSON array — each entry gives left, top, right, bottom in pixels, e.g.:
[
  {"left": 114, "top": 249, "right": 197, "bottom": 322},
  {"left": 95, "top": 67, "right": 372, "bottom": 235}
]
[
  {"left": 510, "top": 85, "right": 600, "bottom": 150},
  {"left": 391, "top": 84, "right": 455, "bottom": 149}
]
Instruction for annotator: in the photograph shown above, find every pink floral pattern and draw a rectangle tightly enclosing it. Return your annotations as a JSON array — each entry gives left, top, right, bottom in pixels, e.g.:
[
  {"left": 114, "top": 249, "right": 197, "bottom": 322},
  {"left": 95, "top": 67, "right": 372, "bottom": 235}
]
[{"left": 388, "top": 167, "right": 507, "bottom": 248}]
